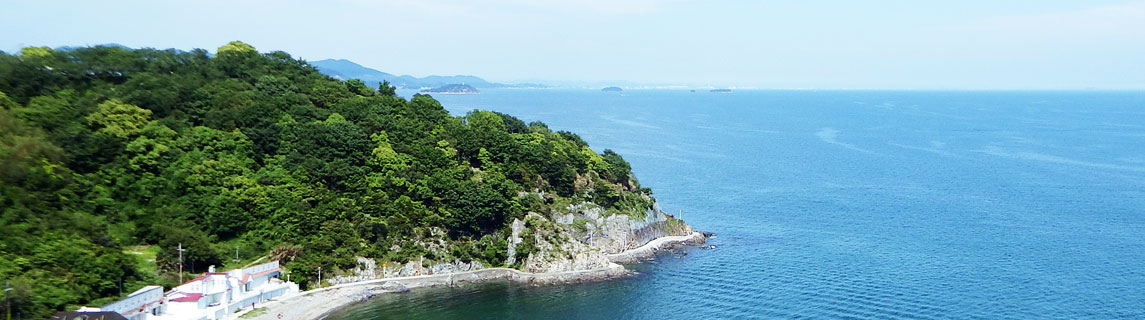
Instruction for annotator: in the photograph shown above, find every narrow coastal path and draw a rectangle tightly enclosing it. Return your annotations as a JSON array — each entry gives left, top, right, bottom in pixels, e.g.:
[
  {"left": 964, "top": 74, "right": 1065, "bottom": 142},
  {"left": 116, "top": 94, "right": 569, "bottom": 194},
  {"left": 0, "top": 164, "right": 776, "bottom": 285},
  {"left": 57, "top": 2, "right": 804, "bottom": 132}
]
[
  {"left": 606, "top": 232, "right": 706, "bottom": 263},
  {"left": 239, "top": 232, "right": 705, "bottom": 320}
]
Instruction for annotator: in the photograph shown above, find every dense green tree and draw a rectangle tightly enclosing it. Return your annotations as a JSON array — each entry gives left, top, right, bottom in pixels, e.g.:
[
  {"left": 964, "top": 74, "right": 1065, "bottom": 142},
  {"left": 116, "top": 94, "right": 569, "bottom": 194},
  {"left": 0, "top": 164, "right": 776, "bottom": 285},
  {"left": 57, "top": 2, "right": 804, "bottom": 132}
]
[
  {"left": 154, "top": 225, "right": 222, "bottom": 274},
  {"left": 0, "top": 90, "right": 18, "bottom": 109},
  {"left": 345, "top": 79, "right": 374, "bottom": 96},
  {"left": 377, "top": 80, "right": 397, "bottom": 97},
  {"left": 217, "top": 41, "right": 256, "bottom": 55},
  {"left": 86, "top": 99, "right": 152, "bottom": 139},
  {"left": 0, "top": 43, "right": 652, "bottom": 318}
]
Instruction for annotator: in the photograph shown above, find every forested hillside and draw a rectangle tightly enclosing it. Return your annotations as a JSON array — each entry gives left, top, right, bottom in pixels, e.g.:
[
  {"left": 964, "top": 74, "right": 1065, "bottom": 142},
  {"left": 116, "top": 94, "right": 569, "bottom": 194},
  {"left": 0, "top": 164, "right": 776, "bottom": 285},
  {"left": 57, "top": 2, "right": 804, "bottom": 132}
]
[{"left": 0, "top": 42, "right": 654, "bottom": 318}]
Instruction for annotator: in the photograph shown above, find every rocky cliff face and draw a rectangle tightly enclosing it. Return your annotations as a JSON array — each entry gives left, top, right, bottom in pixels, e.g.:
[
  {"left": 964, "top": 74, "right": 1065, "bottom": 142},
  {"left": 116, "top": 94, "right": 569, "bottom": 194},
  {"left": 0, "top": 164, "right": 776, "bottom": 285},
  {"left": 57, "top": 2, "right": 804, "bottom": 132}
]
[
  {"left": 511, "top": 212, "right": 613, "bottom": 274},
  {"left": 325, "top": 200, "right": 695, "bottom": 285},
  {"left": 589, "top": 202, "right": 692, "bottom": 254},
  {"left": 508, "top": 200, "right": 694, "bottom": 273},
  {"left": 326, "top": 256, "right": 487, "bottom": 285}
]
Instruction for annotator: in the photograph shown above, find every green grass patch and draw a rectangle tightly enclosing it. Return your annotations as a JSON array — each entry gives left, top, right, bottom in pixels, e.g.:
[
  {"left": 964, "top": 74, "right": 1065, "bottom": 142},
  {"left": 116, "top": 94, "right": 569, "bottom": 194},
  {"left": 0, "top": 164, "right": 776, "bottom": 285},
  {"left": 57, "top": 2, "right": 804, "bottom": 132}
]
[
  {"left": 124, "top": 245, "right": 159, "bottom": 276},
  {"left": 240, "top": 307, "right": 268, "bottom": 318},
  {"left": 213, "top": 239, "right": 270, "bottom": 270}
]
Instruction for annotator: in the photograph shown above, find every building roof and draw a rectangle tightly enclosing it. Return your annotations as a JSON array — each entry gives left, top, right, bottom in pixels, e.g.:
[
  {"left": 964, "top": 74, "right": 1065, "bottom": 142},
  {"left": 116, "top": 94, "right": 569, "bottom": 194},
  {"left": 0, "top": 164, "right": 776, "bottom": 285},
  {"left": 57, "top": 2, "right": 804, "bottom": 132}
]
[
  {"left": 183, "top": 272, "right": 229, "bottom": 285},
  {"left": 169, "top": 260, "right": 283, "bottom": 298},
  {"left": 242, "top": 267, "right": 281, "bottom": 283},
  {"left": 167, "top": 292, "right": 204, "bottom": 302},
  {"left": 129, "top": 285, "right": 163, "bottom": 297},
  {"left": 175, "top": 261, "right": 282, "bottom": 288},
  {"left": 50, "top": 311, "right": 128, "bottom": 320},
  {"left": 99, "top": 285, "right": 164, "bottom": 315}
]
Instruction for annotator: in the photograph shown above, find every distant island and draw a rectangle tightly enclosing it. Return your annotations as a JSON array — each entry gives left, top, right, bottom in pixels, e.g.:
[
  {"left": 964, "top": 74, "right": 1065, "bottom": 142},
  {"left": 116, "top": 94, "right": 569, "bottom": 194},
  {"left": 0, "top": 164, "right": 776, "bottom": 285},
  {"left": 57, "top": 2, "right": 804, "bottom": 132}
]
[
  {"left": 710, "top": 89, "right": 732, "bottom": 93},
  {"left": 601, "top": 86, "right": 623, "bottom": 92},
  {"left": 311, "top": 58, "right": 547, "bottom": 89},
  {"left": 421, "top": 84, "right": 480, "bottom": 94}
]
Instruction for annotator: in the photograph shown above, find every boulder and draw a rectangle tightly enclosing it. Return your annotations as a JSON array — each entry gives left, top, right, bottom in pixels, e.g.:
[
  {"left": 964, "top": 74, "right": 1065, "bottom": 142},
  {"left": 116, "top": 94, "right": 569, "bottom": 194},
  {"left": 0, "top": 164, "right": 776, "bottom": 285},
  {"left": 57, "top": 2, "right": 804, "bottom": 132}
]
[
  {"left": 380, "top": 281, "right": 410, "bottom": 293},
  {"left": 431, "top": 263, "right": 456, "bottom": 275}
]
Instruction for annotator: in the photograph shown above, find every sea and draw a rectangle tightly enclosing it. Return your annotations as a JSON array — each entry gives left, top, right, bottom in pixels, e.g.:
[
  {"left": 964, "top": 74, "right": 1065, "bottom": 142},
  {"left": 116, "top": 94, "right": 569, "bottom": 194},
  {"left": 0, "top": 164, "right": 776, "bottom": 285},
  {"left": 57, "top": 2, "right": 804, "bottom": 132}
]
[{"left": 330, "top": 90, "right": 1145, "bottom": 319}]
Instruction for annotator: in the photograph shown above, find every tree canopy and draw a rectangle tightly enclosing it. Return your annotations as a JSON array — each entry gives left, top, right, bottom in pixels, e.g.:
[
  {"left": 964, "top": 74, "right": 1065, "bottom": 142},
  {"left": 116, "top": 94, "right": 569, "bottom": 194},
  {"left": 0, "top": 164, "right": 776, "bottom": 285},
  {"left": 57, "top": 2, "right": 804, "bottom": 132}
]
[{"left": 0, "top": 43, "right": 648, "bottom": 318}]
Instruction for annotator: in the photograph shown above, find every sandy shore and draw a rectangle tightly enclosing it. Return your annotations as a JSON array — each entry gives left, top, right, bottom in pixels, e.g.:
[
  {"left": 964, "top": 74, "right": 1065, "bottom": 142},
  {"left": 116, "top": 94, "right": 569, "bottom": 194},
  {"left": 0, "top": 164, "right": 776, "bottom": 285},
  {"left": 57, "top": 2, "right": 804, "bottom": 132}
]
[{"left": 240, "top": 232, "right": 705, "bottom": 320}]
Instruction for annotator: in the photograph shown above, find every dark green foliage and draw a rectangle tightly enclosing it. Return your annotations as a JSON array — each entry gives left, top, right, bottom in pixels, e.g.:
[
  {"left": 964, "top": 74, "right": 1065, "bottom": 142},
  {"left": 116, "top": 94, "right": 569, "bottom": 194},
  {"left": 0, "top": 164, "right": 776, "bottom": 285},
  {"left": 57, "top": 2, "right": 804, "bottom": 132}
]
[
  {"left": 512, "top": 229, "right": 536, "bottom": 268},
  {"left": 600, "top": 149, "right": 632, "bottom": 182},
  {"left": 0, "top": 43, "right": 652, "bottom": 317},
  {"left": 377, "top": 80, "right": 397, "bottom": 97},
  {"left": 476, "top": 235, "right": 509, "bottom": 266},
  {"left": 439, "top": 177, "right": 515, "bottom": 236},
  {"left": 153, "top": 225, "right": 222, "bottom": 274},
  {"left": 492, "top": 111, "right": 528, "bottom": 134},
  {"left": 345, "top": 79, "right": 374, "bottom": 97}
]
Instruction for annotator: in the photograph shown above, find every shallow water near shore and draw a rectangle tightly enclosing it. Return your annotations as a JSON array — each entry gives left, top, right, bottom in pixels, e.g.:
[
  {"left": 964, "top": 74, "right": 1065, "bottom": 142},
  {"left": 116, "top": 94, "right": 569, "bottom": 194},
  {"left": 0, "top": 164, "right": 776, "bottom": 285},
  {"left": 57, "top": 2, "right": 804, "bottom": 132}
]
[{"left": 330, "top": 90, "right": 1145, "bottom": 319}]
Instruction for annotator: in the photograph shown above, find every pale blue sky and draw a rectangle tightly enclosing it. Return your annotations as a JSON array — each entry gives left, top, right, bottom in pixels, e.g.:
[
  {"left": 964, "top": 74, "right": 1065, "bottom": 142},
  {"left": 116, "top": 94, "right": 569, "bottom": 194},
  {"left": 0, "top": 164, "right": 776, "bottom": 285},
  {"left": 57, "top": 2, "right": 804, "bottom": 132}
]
[{"left": 2, "top": 0, "right": 1143, "bottom": 89}]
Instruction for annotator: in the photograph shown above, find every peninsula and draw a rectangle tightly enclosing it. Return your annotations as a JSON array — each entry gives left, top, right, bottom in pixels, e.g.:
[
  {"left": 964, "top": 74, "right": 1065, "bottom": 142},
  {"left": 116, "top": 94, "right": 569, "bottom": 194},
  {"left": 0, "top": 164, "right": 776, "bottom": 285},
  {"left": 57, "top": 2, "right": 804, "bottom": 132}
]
[
  {"left": 421, "top": 83, "right": 479, "bottom": 94},
  {"left": 0, "top": 42, "right": 705, "bottom": 319},
  {"left": 310, "top": 58, "right": 547, "bottom": 89}
]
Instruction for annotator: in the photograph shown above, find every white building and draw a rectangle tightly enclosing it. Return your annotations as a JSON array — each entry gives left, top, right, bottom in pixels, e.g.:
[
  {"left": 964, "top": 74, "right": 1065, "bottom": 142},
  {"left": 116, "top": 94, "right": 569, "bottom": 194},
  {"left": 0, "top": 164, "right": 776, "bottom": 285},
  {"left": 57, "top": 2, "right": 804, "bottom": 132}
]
[
  {"left": 90, "top": 285, "right": 165, "bottom": 320},
  {"left": 73, "top": 260, "right": 297, "bottom": 320},
  {"left": 161, "top": 261, "right": 298, "bottom": 320}
]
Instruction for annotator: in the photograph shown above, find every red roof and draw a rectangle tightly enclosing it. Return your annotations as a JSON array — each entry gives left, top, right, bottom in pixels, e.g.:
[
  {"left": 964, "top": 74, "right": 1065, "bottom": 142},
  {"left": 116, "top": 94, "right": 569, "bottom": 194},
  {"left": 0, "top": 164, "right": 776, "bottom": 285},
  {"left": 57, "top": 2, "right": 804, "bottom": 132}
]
[
  {"left": 242, "top": 268, "right": 281, "bottom": 283},
  {"left": 181, "top": 273, "right": 228, "bottom": 286},
  {"left": 168, "top": 293, "right": 203, "bottom": 302},
  {"left": 172, "top": 264, "right": 281, "bottom": 294}
]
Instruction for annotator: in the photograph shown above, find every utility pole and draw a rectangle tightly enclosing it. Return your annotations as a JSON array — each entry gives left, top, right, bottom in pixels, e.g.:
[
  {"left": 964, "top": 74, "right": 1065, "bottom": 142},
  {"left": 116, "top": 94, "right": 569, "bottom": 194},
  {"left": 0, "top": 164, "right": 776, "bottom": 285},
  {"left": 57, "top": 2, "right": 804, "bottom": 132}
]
[
  {"left": 5, "top": 280, "right": 12, "bottom": 320},
  {"left": 177, "top": 243, "right": 186, "bottom": 284}
]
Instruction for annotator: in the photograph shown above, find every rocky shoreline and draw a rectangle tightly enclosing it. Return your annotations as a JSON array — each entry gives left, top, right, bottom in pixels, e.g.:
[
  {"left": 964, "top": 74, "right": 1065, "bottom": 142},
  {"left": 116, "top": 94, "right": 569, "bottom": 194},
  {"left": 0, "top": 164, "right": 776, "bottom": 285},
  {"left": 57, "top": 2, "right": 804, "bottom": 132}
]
[
  {"left": 606, "top": 232, "right": 707, "bottom": 264},
  {"left": 240, "top": 232, "right": 706, "bottom": 320}
]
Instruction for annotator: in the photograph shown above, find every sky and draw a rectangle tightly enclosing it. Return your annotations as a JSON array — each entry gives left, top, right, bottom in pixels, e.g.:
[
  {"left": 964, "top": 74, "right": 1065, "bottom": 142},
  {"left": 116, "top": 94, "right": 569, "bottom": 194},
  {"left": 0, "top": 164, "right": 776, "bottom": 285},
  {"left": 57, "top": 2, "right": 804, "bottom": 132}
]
[{"left": 2, "top": 0, "right": 1144, "bottom": 89}]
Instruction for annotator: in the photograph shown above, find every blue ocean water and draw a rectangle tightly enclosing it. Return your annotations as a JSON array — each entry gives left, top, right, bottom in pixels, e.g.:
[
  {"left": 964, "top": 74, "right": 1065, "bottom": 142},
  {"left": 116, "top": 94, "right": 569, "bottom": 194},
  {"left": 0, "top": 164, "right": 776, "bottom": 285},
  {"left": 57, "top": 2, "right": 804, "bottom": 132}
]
[{"left": 332, "top": 90, "right": 1145, "bottom": 319}]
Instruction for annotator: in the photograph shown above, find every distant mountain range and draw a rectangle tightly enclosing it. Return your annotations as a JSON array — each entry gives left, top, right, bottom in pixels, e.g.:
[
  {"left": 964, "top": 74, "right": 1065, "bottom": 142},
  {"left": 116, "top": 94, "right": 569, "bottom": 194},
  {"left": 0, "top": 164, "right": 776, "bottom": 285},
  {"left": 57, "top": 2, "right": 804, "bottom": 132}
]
[
  {"left": 310, "top": 59, "right": 544, "bottom": 89},
  {"left": 55, "top": 43, "right": 131, "bottom": 51},
  {"left": 46, "top": 45, "right": 543, "bottom": 89}
]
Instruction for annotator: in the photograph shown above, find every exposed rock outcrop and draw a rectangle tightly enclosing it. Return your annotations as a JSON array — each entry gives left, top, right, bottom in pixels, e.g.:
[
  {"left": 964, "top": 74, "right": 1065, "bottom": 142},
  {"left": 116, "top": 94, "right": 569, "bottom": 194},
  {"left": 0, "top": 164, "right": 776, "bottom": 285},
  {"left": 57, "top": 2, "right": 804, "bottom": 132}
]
[
  {"left": 560, "top": 201, "right": 692, "bottom": 254},
  {"left": 503, "top": 200, "right": 698, "bottom": 274},
  {"left": 517, "top": 212, "right": 613, "bottom": 274},
  {"left": 505, "top": 218, "right": 527, "bottom": 266},
  {"left": 326, "top": 199, "right": 701, "bottom": 287},
  {"left": 327, "top": 258, "right": 487, "bottom": 285}
]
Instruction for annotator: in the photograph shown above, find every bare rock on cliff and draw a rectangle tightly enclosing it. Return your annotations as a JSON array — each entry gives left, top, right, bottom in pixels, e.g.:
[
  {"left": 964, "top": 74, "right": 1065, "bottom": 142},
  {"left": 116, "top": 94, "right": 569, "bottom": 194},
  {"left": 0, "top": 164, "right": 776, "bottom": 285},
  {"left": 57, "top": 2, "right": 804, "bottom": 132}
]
[
  {"left": 506, "top": 217, "right": 527, "bottom": 266},
  {"left": 518, "top": 213, "right": 613, "bottom": 274},
  {"left": 557, "top": 201, "right": 693, "bottom": 255}
]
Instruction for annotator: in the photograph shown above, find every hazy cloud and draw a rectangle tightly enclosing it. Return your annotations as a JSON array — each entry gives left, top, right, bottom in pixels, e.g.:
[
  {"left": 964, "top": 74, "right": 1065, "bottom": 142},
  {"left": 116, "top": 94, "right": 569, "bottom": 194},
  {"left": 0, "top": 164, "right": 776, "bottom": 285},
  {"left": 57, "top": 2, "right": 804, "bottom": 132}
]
[
  {"left": 2, "top": 0, "right": 1142, "bottom": 89},
  {"left": 944, "top": 0, "right": 1145, "bottom": 39}
]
